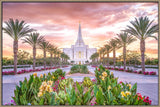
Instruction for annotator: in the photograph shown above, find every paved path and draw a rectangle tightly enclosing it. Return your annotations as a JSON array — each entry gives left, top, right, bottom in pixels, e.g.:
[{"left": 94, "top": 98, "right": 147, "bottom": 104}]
[{"left": 2, "top": 65, "right": 158, "bottom": 105}]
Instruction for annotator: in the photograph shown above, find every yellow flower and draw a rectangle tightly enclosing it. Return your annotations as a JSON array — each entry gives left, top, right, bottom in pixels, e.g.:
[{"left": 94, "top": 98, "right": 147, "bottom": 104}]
[
  {"left": 101, "top": 76, "right": 105, "bottom": 81},
  {"left": 125, "top": 91, "right": 131, "bottom": 96},
  {"left": 46, "top": 85, "right": 51, "bottom": 90},
  {"left": 40, "top": 74, "right": 43, "bottom": 78},
  {"left": 47, "top": 80, "right": 53, "bottom": 86},
  {"left": 48, "top": 87, "right": 53, "bottom": 92},
  {"left": 108, "top": 85, "right": 111, "bottom": 90},
  {"left": 33, "top": 73, "right": 37, "bottom": 77},
  {"left": 121, "top": 91, "right": 126, "bottom": 97},
  {"left": 127, "top": 84, "right": 132, "bottom": 89},
  {"left": 42, "top": 81, "right": 47, "bottom": 87},
  {"left": 111, "top": 72, "right": 113, "bottom": 75},
  {"left": 44, "top": 73, "right": 46, "bottom": 76},
  {"left": 102, "top": 72, "right": 107, "bottom": 77},
  {"left": 52, "top": 76, "right": 55, "bottom": 79},
  {"left": 38, "top": 91, "right": 43, "bottom": 97},
  {"left": 39, "top": 85, "right": 44, "bottom": 90},
  {"left": 99, "top": 76, "right": 101, "bottom": 78},
  {"left": 45, "top": 85, "right": 53, "bottom": 92}
]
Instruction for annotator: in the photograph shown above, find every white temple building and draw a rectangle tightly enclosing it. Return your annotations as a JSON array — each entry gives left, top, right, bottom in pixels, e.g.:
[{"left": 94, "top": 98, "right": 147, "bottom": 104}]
[{"left": 63, "top": 23, "right": 97, "bottom": 64}]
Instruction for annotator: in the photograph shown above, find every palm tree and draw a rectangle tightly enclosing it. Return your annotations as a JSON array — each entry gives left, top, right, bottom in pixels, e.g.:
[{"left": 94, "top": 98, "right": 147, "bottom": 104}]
[
  {"left": 99, "top": 47, "right": 106, "bottom": 65},
  {"left": 53, "top": 47, "right": 58, "bottom": 66},
  {"left": 124, "top": 16, "right": 158, "bottom": 72},
  {"left": 61, "top": 53, "right": 70, "bottom": 65},
  {"left": 61, "top": 52, "right": 65, "bottom": 65},
  {"left": 22, "top": 33, "right": 44, "bottom": 70},
  {"left": 116, "top": 32, "right": 137, "bottom": 70},
  {"left": 3, "top": 19, "right": 34, "bottom": 74},
  {"left": 104, "top": 44, "right": 112, "bottom": 67},
  {"left": 90, "top": 52, "right": 99, "bottom": 65},
  {"left": 56, "top": 49, "right": 62, "bottom": 66},
  {"left": 39, "top": 40, "right": 50, "bottom": 69},
  {"left": 47, "top": 44, "right": 56, "bottom": 67},
  {"left": 109, "top": 39, "right": 121, "bottom": 68}
]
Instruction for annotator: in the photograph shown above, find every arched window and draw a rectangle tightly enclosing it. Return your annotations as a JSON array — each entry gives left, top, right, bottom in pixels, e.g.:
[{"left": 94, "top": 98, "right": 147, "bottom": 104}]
[{"left": 79, "top": 51, "right": 81, "bottom": 58}]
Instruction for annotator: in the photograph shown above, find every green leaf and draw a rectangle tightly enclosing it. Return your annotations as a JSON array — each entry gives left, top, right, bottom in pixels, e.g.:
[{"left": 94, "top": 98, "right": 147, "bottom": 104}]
[
  {"left": 76, "top": 81, "right": 82, "bottom": 94},
  {"left": 39, "top": 97, "right": 44, "bottom": 105},
  {"left": 93, "top": 85, "right": 99, "bottom": 97}
]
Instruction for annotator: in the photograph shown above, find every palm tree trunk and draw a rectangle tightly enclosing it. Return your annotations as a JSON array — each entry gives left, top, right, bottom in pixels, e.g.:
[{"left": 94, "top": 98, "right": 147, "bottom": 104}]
[
  {"left": 113, "top": 48, "right": 116, "bottom": 68},
  {"left": 44, "top": 50, "right": 46, "bottom": 69},
  {"left": 13, "top": 40, "right": 18, "bottom": 74},
  {"left": 54, "top": 54, "right": 56, "bottom": 67},
  {"left": 123, "top": 45, "right": 126, "bottom": 70},
  {"left": 103, "top": 54, "right": 105, "bottom": 65},
  {"left": 50, "top": 53, "right": 53, "bottom": 67},
  {"left": 107, "top": 52, "right": 109, "bottom": 67},
  {"left": 99, "top": 53, "right": 102, "bottom": 64},
  {"left": 140, "top": 40, "right": 145, "bottom": 73},
  {"left": 33, "top": 46, "right": 36, "bottom": 70}
]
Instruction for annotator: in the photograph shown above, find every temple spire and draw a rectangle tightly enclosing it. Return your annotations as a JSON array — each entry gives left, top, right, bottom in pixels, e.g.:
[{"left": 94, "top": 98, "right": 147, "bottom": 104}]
[{"left": 75, "top": 22, "right": 85, "bottom": 46}]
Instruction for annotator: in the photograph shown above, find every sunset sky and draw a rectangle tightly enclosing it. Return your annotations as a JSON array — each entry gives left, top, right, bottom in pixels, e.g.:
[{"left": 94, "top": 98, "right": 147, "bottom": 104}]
[{"left": 2, "top": 2, "right": 158, "bottom": 59}]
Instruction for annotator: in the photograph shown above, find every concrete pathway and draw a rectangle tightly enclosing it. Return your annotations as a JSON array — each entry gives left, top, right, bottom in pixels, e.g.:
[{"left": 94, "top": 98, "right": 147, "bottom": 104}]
[{"left": 2, "top": 65, "right": 158, "bottom": 105}]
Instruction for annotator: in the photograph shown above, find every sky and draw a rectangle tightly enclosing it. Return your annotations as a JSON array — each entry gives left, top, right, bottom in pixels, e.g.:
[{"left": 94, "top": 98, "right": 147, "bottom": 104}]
[{"left": 2, "top": 2, "right": 158, "bottom": 59}]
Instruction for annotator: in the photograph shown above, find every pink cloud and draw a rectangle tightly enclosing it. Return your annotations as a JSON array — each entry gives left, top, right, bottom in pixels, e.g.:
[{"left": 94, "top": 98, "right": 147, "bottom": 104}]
[{"left": 2, "top": 2, "right": 158, "bottom": 58}]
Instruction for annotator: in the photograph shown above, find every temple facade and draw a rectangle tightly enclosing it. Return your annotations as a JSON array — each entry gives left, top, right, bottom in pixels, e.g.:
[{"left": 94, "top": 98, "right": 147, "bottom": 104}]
[{"left": 63, "top": 23, "right": 97, "bottom": 64}]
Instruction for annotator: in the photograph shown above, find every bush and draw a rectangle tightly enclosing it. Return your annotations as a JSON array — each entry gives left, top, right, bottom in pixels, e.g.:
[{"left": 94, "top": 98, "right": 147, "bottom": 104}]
[
  {"left": 94, "top": 65, "right": 152, "bottom": 105},
  {"left": 138, "top": 71, "right": 143, "bottom": 74},
  {"left": 54, "top": 69, "right": 65, "bottom": 77},
  {"left": 143, "top": 72, "right": 149, "bottom": 75},
  {"left": 12, "top": 75, "right": 42, "bottom": 105},
  {"left": 70, "top": 65, "right": 89, "bottom": 74},
  {"left": 82, "top": 77, "right": 93, "bottom": 87},
  {"left": 149, "top": 71, "right": 156, "bottom": 75}
]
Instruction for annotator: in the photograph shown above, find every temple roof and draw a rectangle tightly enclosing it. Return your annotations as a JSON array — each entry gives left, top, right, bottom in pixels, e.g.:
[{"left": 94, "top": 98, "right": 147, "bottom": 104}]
[{"left": 75, "top": 23, "right": 85, "bottom": 46}]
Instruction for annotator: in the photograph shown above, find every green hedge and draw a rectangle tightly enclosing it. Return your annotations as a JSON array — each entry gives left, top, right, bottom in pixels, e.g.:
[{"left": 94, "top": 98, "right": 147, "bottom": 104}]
[{"left": 70, "top": 65, "right": 89, "bottom": 74}]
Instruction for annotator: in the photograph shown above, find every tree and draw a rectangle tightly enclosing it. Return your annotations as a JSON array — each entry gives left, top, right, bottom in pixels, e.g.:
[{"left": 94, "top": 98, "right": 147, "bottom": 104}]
[
  {"left": 116, "top": 32, "right": 136, "bottom": 70},
  {"left": 17, "top": 50, "right": 30, "bottom": 65},
  {"left": 39, "top": 40, "right": 50, "bottom": 69},
  {"left": 3, "top": 19, "right": 34, "bottom": 74},
  {"left": 23, "top": 33, "right": 44, "bottom": 70},
  {"left": 104, "top": 44, "right": 112, "bottom": 67},
  {"left": 109, "top": 39, "right": 121, "bottom": 68},
  {"left": 90, "top": 52, "right": 99, "bottom": 65},
  {"left": 56, "top": 49, "right": 62, "bottom": 66},
  {"left": 47, "top": 44, "right": 56, "bottom": 67},
  {"left": 61, "top": 52, "right": 70, "bottom": 65},
  {"left": 99, "top": 47, "right": 106, "bottom": 64},
  {"left": 124, "top": 16, "right": 158, "bottom": 72}
]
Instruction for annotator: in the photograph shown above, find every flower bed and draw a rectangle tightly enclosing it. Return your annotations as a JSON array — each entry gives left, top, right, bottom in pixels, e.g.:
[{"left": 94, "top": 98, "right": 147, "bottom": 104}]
[
  {"left": 2, "top": 66, "right": 68, "bottom": 75},
  {"left": 5, "top": 65, "right": 152, "bottom": 105},
  {"left": 70, "top": 65, "right": 89, "bottom": 74},
  {"left": 105, "top": 67, "right": 156, "bottom": 75}
]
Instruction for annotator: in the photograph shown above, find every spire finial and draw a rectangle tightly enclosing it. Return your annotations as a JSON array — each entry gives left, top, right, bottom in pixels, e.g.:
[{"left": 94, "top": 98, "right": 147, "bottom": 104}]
[{"left": 79, "top": 20, "right": 81, "bottom": 24}]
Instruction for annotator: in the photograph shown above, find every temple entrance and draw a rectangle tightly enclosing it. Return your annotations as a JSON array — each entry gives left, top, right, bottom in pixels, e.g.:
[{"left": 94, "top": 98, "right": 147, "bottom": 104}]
[{"left": 79, "top": 61, "right": 81, "bottom": 65}]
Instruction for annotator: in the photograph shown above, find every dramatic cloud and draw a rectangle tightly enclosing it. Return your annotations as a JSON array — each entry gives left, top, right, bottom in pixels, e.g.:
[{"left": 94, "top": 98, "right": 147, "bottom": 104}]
[{"left": 2, "top": 2, "right": 158, "bottom": 58}]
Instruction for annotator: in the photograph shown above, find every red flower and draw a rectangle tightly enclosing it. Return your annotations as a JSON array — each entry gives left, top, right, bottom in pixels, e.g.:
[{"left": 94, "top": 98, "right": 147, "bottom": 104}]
[
  {"left": 119, "top": 81, "right": 123, "bottom": 84},
  {"left": 61, "top": 77, "right": 65, "bottom": 80},
  {"left": 98, "top": 68, "right": 100, "bottom": 71},
  {"left": 137, "top": 93, "right": 143, "bottom": 100},
  {"left": 143, "top": 96, "right": 152, "bottom": 104},
  {"left": 92, "top": 79, "right": 96, "bottom": 82},
  {"left": 52, "top": 87, "right": 56, "bottom": 91}
]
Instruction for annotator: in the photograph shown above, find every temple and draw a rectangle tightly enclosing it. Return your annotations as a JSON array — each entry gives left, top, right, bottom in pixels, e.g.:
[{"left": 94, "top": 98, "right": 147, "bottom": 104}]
[{"left": 63, "top": 22, "right": 97, "bottom": 64}]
